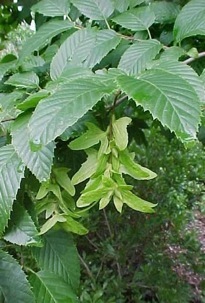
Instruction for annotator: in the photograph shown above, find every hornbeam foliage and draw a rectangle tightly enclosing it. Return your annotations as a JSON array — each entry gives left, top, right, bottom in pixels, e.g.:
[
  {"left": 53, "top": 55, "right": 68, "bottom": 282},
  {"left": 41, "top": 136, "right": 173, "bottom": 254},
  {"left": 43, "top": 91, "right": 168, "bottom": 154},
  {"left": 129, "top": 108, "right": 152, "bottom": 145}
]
[{"left": 0, "top": 0, "right": 205, "bottom": 301}]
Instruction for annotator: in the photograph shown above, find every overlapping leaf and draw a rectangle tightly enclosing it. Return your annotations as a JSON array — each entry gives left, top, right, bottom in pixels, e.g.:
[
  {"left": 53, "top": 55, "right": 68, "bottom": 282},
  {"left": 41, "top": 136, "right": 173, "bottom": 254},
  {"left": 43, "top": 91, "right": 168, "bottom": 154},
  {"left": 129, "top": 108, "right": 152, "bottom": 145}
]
[
  {"left": 19, "top": 20, "right": 73, "bottom": 61},
  {"left": 0, "top": 145, "right": 25, "bottom": 234},
  {"left": 117, "top": 70, "right": 201, "bottom": 140},
  {"left": 153, "top": 60, "right": 205, "bottom": 103},
  {"left": 174, "top": 0, "right": 205, "bottom": 42},
  {"left": 4, "top": 203, "right": 40, "bottom": 246},
  {"left": 32, "top": 0, "right": 70, "bottom": 16},
  {"left": 71, "top": 0, "right": 114, "bottom": 20},
  {"left": 6, "top": 71, "right": 39, "bottom": 89},
  {"left": 0, "top": 250, "right": 35, "bottom": 303},
  {"left": 0, "top": 91, "right": 23, "bottom": 122},
  {"left": 0, "top": 60, "right": 16, "bottom": 81},
  {"left": 30, "top": 271, "right": 79, "bottom": 303},
  {"left": 118, "top": 39, "right": 162, "bottom": 75},
  {"left": 12, "top": 113, "right": 55, "bottom": 182},
  {"left": 150, "top": 1, "right": 180, "bottom": 24},
  {"left": 50, "top": 28, "right": 121, "bottom": 80},
  {"left": 33, "top": 231, "right": 80, "bottom": 290},
  {"left": 28, "top": 76, "right": 116, "bottom": 147},
  {"left": 112, "top": 6, "right": 155, "bottom": 31}
]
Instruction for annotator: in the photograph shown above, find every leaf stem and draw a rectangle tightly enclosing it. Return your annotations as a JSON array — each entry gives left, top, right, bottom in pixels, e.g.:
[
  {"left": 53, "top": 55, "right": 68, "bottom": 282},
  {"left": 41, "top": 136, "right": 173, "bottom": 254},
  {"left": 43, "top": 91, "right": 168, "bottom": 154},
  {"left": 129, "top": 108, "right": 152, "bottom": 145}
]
[
  {"left": 183, "top": 51, "right": 205, "bottom": 64},
  {"left": 147, "top": 28, "right": 152, "bottom": 40},
  {"left": 104, "top": 18, "right": 111, "bottom": 30}
]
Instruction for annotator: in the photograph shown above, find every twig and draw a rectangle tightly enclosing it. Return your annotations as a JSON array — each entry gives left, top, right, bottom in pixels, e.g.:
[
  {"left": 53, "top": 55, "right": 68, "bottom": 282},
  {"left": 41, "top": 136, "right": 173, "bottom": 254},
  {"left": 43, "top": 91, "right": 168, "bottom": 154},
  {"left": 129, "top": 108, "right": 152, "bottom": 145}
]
[
  {"left": 108, "top": 94, "right": 128, "bottom": 112},
  {"left": 183, "top": 51, "right": 205, "bottom": 64},
  {"left": 103, "top": 209, "right": 113, "bottom": 237},
  {"left": 78, "top": 253, "right": 95, "bottom": 283}
]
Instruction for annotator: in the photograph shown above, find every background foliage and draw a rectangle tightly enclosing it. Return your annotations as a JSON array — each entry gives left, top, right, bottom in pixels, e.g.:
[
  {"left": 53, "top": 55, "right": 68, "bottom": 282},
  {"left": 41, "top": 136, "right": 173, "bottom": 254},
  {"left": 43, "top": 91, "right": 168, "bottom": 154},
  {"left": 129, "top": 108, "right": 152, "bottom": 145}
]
[{"left": 0, "top": 0, "right": 205, "bottom": 302}]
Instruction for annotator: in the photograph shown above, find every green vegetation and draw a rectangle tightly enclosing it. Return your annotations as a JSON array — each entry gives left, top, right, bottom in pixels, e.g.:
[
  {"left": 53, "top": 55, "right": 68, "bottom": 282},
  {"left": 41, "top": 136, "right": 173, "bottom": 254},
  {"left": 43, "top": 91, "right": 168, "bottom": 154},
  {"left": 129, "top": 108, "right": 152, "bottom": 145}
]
[{"left": 0, "top": 0, "right": 205, "bottom": 302}]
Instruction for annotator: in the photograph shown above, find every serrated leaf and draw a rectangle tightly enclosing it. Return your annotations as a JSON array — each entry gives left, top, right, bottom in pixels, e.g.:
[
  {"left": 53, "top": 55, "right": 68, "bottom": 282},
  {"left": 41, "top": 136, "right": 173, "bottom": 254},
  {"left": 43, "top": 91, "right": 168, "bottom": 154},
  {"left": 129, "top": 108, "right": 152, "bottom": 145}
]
[
  {"left": 119, "top": 149, "right": 157, "bottom": 180},
  {"left": 33, "top": 230, "right": 80, "bottom": 289},
  {"left": 12, "top": 113, "right": 54, "bottom": 182},
  {"left": 4, "top": 203, "right": 40, "bottom": 246},
  {"left": 0, "top": 60, "right": 16, "bottom": 81},
  {"left": 28, "top": 76, "right": 115, "bottom": 147},
  {"left": 0, "top": 145, "right": 25, "bottom": 235},
  {"left": 17, "top": 90, "right": 50, "bottom": 111},
  {"left": 53, "top": 167, "right": 75, "bottom": 196},
  {"left": 19, "top": 20, "right": 74, "bottom": 61},
  {"left": 150, "top": 1, "right": 180, "bottom": 24},
  {"left": 129, "top": 0, "right": 145, "bottom": 7},
  {"left": 117, "top": 71, "right": 201, "bottom": 140},
  {"left": 119, "top": 39, "right": 162, "bottom": 75},
  {"left": 112, "top": 6, "right": 155, "bottom": 31},
  {"left": 5, "top": 71, "right": 39, "bottom": 89},
  {"left": 71, "top": 149, "right": 98, "bottom": 185},
  {"left": 71, "top": 0, "right": 114, "bottom": 20},
  {"left": 0, "top": 250, "right": 35, "bottom": 303},
  {"left": 60, "top": 216, "right": 88, "bottom": 235},
  {"left": 32, "top": 0, "right": 70, "bottom": 16},
  {"left": 174, "top": 0, "right": 205, "bottom": 42},
  {"left": 112, "top": 117, "right": 131, "bottom": 150},
  {"left": 160, "top": 46, "right": 186, "bottom": 61},
  {"left": 69, "top": 122, "right": 105, "bottom": 150},
  {"left": 0, "top": 91, "right": 23, "bottom": 122},
  {"left": 112, "top": 0, "right": 129, "bottom": 12},
  {"left": 122, "top": 190, "right": 156, "bottom": 213},
  {"left": 153, "top": 60, "right": 205, "bottom": 104},
  {"left": 30, "top": 271, "right": 79, "bottom": 303},
  {"left": 50, "top": 28, "right": 121, "bottom": 80}
]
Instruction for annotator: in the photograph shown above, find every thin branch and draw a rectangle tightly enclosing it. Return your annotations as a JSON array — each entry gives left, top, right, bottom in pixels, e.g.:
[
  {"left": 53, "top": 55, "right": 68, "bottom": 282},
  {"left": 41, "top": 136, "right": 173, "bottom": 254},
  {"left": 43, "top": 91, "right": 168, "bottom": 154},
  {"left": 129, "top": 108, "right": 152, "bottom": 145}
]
[
  {"left": 108, "top": 95, "right": 128, "bottom": 112},
  {"left": 78, "top": 253, "right": 95, "bottom": 283},
  {"left": 103, "top": 209, "right": 113, "bottom": 237},
  {"left": 183, "top": 51, "right": 205, "bottom": 64}
]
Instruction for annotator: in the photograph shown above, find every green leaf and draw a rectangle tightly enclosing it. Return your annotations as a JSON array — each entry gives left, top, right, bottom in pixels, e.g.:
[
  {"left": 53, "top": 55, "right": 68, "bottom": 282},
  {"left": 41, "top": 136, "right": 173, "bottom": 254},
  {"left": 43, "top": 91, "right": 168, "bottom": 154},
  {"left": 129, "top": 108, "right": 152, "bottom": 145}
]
[
  {"left": 119, "top": 39, "right": 162, "bottom": 76},
  {"left": 0, "top": 145, "right": 25, "bottom": 235},
  {"left": 69, "top": 122, "right": 105, "bottom": 150},
  {"left": 99, "top": 190, "right": 113, "bottom": 209},
  {"left": 72, "top": 149, "right": 98, "bottom": 185},
  {"left": 0, "top": 250, "right": 35, "bottom": 303},
  {"left": 30, "top": 271, "right": 79, "bottom": 303},
  {"left": 12, "top": 113, "right": 55, "bottom": 182},
  {"left": 153, "top": 60, "right": 205, "bottom": 104},
  {"left": 112, "top": 0, "right": 129, "bottom": 13},
  {"left": 150, "top": 1, "right": 180, "bottom": 24},
  {"left": 113, "top": 195, "right": 123, "bottom": 213},
  {"left": 71, "top": 0, "right": 114, "bottom": 20},
  {"left": 160, "top": 46, "right": 186, "bottom": 61},
  {"left": 4, "top": 203, "right": 40, "bottom": 246},
  {"left": 17, "top": 90, "right": 50, "bottom": 111},
  {"left": 117, "top": 71, "right": 201, "bottom": 140},
  {"left": 112, "top": 7, "right": 155, "bottom": 31},
  {"left": 0, "top": 60, "right": 16, "bottom": 81},
  {"left": 0, "top": 91, "right": 23, "bottom": 122},
  {"left": 77, "top": 186, "right": 109, "bottom": 207},
  {"left": 119, "top": 149, "right": 157, "bottom": 180},
  {"left": 39, "top": 214, "right": 66, "bottom": 235},
  {"left": 28, "top": 76, "right": 115, "bottom": 147},
  {"left": 53, "top": 167, "right": 75, "bottom": 196},
  {"left": 122, "top": 190, "right": 156, "bottom": 213},
  {"left": 112, "top": 117, "right": 131, "bottom": 150},
  {"left": 50, "top": 28, "right": 121, "bottom": 80},
  {"left": 19, "top": 20, "right": 74, "bottom": 61},
  {"left": 174, "top": 0, "right": 205, "bottom": 42},
  {"left": 129, "top": 0, "right": 145, "bottom": 7},
  {"left": 60, "top": 216, "right": 88, "bottom": 235},
  {"left": 5, "top": 72, "right": 39, "bottom": 89},
  {"left": 32, "top": 0, "right": 70, "bottom": 16},
  {"left": 33, "top": 230, "right": 80, "bottom": 289}
]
